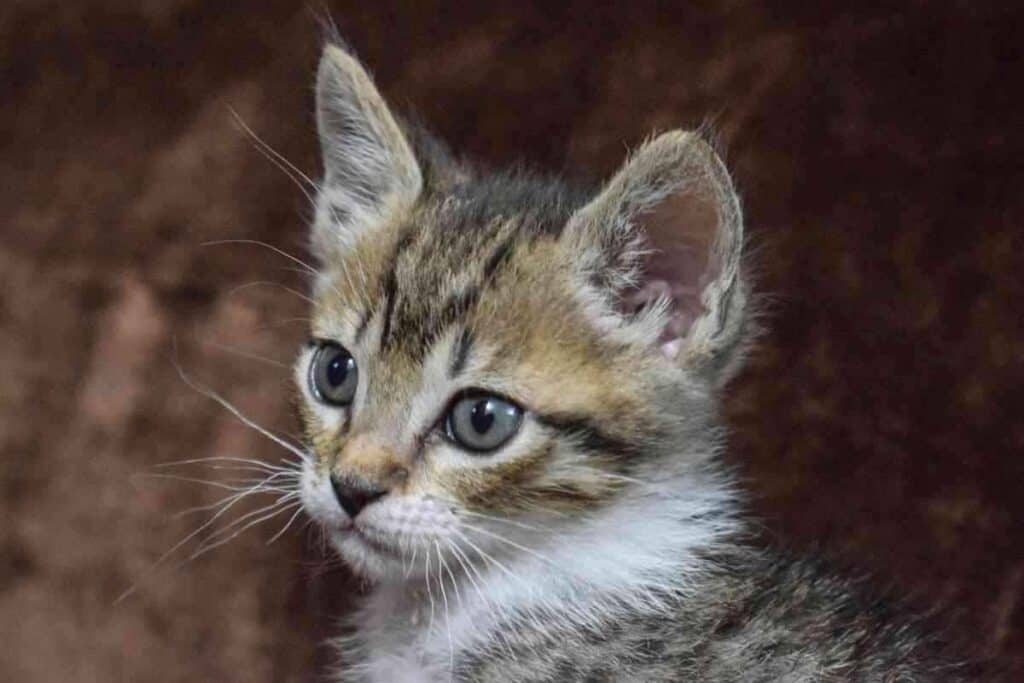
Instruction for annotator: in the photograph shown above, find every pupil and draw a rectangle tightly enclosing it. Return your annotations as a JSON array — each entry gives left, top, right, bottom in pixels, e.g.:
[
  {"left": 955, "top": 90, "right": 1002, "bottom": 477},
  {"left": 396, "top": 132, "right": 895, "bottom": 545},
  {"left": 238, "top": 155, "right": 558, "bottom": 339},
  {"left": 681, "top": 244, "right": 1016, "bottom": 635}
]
[
  {"left": 470, "top": 400, "right": 495, "bottom": 434},
  {"left": 326, "top": 353, "right": 349, "bottom": 387}
]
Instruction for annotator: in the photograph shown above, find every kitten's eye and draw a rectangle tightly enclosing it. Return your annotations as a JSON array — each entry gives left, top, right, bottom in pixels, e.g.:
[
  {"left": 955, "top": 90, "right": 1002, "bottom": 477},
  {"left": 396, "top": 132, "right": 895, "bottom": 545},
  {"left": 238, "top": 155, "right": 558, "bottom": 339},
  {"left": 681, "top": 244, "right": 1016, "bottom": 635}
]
[
  {"left": 309, "top": 343, "right": 358, "bottom": 406},
  {"left": 445, "top": 393, "right": 523, "bottom": 453}
]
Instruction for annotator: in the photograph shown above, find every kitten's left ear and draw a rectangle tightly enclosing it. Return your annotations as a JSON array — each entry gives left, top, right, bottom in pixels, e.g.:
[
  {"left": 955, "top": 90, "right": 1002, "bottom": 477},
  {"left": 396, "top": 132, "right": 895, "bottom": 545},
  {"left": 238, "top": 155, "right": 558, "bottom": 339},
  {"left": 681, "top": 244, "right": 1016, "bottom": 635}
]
[
  {"left": 313, "top": 44, "right": 422, "bottom": 257},
  {"left": 565, "top": 130, "right": 751, "bottom": 384}
]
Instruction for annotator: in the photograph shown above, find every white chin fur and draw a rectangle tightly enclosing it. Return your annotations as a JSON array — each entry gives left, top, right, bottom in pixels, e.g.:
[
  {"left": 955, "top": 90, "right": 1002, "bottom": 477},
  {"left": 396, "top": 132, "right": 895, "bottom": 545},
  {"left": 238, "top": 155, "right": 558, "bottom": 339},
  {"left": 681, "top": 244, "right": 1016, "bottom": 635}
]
[{"left": 301, "top": 462, "right": 460, "bottom": 581}]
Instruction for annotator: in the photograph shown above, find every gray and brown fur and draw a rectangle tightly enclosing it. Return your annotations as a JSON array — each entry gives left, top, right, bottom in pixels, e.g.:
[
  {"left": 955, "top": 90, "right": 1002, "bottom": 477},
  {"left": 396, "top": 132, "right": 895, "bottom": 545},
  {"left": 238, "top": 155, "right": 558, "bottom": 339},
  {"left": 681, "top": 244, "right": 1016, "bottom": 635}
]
[{"left": 294, "top": 43, "right": 980, "bottom": 681}]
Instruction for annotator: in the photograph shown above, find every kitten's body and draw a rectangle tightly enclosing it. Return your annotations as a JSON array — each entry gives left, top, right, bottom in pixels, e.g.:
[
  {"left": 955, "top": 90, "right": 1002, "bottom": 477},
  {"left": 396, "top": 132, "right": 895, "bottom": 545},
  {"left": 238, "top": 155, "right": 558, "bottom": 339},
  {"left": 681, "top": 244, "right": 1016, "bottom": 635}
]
[
  {"left": 343, "top": 511, "right": 962, "bottom": 682},
  {"left": 292, "top": 44, "right": 974, "bottom": 681}
]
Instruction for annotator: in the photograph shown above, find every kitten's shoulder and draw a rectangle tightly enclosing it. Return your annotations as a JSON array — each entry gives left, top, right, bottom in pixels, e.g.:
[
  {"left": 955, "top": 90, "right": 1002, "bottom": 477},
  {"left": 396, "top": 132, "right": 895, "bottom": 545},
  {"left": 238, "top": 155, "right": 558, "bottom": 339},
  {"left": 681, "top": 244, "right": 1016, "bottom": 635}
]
[{"left": 457, "top": 547, "right": 984, "bottom": 682}]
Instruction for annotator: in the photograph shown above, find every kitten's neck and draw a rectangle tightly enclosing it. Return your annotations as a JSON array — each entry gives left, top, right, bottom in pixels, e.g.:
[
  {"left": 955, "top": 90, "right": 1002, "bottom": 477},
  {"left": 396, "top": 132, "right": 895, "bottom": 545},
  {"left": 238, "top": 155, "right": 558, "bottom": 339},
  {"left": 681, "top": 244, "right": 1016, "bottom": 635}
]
[{"left": 349, "top": 470, "right": 740, "bottom": 679}]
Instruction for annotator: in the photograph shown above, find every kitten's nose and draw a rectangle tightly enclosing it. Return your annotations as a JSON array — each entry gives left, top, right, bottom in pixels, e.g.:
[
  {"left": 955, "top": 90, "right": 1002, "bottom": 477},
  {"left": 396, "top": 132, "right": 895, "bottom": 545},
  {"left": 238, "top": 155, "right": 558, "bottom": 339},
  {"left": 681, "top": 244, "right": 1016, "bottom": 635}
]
[{"left": 330, "top": 475, "right": 387, "bottom": 518}]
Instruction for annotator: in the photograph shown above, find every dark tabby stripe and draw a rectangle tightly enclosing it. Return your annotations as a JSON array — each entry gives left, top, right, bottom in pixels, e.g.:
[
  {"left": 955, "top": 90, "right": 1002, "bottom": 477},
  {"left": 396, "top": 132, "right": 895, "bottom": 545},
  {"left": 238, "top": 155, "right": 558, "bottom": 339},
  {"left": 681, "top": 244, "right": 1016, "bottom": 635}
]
[
  {"left": 449, "top": 327, "right": 474, "bottom": 378},
  {"left": 353, "top": 305, "right": 372, "bottom": 343},
  {"left": 379, "top": 268, "right": 398, "bottom": 349},
  {"left": 378, "top": 229, "right": 417, "bottom": 350},
  {"left": 535, "top": 413, "right": 645, "bottom": 464},
  {"left": 481, "top": 234, "right": 516, "bottom": 281}
]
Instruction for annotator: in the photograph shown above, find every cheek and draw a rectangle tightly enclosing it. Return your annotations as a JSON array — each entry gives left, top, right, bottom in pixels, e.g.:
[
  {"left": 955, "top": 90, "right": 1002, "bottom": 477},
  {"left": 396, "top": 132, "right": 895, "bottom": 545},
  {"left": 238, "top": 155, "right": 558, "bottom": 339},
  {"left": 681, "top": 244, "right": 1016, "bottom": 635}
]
[
  {"left": 435, "top": 444, "right": 553, "bottom": 513},
  {"left": 443, "top": 441, "right": 626, "bottom": 515}
]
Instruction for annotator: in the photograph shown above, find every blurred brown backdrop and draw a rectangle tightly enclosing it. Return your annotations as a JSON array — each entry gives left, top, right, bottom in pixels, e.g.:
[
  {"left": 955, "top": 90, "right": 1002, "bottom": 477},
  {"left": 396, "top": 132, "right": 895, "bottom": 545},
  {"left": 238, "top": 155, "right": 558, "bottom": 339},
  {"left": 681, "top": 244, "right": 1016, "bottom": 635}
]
[{"left": 1, "top": 1, "right": 1022, "bottom": 681}]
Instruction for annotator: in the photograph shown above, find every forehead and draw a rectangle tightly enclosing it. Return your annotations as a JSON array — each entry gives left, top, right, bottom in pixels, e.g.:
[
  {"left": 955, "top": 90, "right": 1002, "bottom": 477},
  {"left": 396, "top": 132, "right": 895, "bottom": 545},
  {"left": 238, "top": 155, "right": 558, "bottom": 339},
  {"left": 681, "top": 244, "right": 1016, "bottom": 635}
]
[
  {"left": 325, "top": 176, "right": 586, "bottom": 358},
  {"left": 308, "top": 179, "right": 655, "bottom": 429}
]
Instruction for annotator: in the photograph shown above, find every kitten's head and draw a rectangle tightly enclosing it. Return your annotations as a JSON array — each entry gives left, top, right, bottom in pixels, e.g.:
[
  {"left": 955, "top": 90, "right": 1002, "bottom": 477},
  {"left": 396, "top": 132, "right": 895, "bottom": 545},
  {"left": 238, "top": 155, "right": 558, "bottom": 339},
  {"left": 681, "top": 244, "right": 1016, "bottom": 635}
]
[{"left": 296, "top": 45, "right": 750, "bottom": 580}]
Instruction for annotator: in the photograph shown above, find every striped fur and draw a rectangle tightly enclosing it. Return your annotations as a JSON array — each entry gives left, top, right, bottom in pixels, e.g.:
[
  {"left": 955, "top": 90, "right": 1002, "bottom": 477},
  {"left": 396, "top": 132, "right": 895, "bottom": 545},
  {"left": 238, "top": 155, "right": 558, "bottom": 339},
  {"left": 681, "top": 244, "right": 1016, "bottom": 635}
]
[{"left": 293, "top": 45, "right": 975, "bottom": 681}]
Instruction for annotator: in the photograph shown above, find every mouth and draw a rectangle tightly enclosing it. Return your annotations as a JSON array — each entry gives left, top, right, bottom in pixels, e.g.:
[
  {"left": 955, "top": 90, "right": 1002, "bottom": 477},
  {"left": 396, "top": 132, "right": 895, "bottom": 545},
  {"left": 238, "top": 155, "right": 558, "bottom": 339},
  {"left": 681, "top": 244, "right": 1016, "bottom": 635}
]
[{"left": 329, "top": 522, "right": 404, "bottom": 560}]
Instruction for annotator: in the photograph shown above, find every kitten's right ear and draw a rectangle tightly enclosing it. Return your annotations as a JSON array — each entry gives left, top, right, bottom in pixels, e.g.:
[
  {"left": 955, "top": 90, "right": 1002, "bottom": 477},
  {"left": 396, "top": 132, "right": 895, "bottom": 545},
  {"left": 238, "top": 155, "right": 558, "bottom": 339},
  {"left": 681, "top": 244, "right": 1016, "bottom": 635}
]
[{"left": 313, "top": 44, "right": 422, "bottom": 258}]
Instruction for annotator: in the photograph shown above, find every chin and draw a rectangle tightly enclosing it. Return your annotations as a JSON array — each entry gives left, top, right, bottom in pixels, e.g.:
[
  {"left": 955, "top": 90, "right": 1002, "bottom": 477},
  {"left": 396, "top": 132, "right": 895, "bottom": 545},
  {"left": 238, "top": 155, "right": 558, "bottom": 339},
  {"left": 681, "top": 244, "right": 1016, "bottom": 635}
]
[{"left": 328, "top": 527, "right": 409, "bottom": 581}]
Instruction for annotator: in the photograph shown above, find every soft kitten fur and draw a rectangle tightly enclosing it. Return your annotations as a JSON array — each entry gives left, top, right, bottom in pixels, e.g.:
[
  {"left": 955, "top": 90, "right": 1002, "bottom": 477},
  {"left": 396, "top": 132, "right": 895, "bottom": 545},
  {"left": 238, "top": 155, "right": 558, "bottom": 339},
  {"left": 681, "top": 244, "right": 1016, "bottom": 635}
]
[{"left": 294, "top": 44, "right": 972, "bottom": 681}]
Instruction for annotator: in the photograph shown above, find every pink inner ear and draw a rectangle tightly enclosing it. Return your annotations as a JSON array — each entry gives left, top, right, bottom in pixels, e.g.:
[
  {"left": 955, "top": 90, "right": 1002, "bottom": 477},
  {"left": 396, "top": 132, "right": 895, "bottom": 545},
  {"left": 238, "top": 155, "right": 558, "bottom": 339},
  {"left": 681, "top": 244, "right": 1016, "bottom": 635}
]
[
  {"left": 624, "top": 279, "right": 701, "bottom": 358},
  {"left": 622, "top": 188, "right": 723, "bottom": 358}
]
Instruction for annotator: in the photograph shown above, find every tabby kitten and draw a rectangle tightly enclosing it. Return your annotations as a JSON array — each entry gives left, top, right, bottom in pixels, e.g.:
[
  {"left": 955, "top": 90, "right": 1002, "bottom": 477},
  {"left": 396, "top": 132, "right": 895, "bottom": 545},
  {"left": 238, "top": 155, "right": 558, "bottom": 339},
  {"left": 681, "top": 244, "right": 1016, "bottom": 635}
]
[{"left": 295, "top": 44, "right": 971, "bottom": 682}]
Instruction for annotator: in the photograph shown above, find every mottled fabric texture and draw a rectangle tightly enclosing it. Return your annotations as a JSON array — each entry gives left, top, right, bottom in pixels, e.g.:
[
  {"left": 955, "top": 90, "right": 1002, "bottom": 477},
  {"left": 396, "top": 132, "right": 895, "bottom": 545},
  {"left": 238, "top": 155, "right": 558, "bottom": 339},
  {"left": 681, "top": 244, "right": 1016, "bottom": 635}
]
[{"left": 0, "top": 2, "right": 1020, "bottom": 681}]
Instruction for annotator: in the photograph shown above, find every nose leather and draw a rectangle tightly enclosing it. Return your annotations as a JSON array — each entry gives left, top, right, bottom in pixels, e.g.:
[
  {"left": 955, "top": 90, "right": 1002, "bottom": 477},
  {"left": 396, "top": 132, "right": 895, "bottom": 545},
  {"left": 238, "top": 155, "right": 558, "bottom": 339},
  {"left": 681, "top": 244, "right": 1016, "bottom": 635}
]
[{"left": 330, "top": 475, "right": 387, "bottom": 518}]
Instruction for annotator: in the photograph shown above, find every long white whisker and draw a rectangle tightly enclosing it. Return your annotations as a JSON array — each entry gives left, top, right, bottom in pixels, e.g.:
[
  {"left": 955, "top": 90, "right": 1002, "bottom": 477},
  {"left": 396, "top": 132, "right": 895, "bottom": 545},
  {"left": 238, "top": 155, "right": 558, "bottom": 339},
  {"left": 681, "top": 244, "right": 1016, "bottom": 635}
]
[
  {"left": 201, "top": 239, "right": 319, "bottom": 278},
  {"left": 171, "top": 362, "right": 311, "bottom": 464},
  {"left": 459, "top": 509, "right": 554, "bottom": 534},
  {"left": 134, "top": 472, "right": 293, "bottom": 494},
  {"left": 165, "top": 469, "right": 298, "bottom": 520},
  {"left": 228, "top": 107, "right": 319, "bottom": 193},
  {"left": 446, "top": 539, "right": 487, "bottom": 607},
  {"left": 266, "top": 504, "right": 306, "bottom": 545},
  {"left": 190, "top": 495, "right": 302, "bottom": 559},
  {"left": 445, "top": 538, "right": 516, "bottom": 659},
  {"left": 180, "top": 465, "right": 301, "bottom": 479},
  {"left": 224, "top": 280, "right": 316, "bottom": 305},
  {"left": 155, "top": 456, "right": 300, "bottom": 474},
  {"left": 184, "top": 500, "right": 302, "bottom": 565},
  {"left": 434, "top": 542, "right": 455, "bottom": 675},
  {"left": 117, "top": 478, "right": 271, "bottom": 603},
  {"left": 233, "top": 123, "right": 317, "bottom": 205},
  {"left": 198, "top": 339, "right": 291, "bottom": 369},
  {"left": 460, "top": 523, "right": 556, "bottom": 567},
  {"left": 451, "top": 529, "right": 525, "bottom": 590},
  {"left": 406, "top": 543, "right": 420, "bottom": 579},
  {"left": 424, "top": 545, "right": 437, "bottom": 639},
  {"left": 192, "top": 492, "right": 300, "bottom": 547}
]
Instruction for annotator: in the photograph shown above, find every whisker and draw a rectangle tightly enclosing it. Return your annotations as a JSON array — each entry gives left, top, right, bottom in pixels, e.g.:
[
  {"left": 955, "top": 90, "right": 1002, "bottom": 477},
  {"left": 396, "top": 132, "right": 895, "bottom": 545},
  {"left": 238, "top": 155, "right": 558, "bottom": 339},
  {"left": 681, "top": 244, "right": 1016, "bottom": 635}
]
[
  {"left": 155, "top": 456, "right": 300, "bottom": 474},
  {"left": 172, "top": 490, "right": 269, "bottom": 519},
  {"left": 459, "top": 509, "right": 555, "bottom": 534},
  {"left": 461, "top": 523, "right": 556, "bottom": 567},
  {"left": 424, "top": 544, "right": 437, "bottom": 639},
  {"left": 224, "top": 280, "right": 316, "bottom": 305},
  {"left": 445, "top": 538, "right": 516, "bottom": 657},
  {"left": 189, "top": 497, "right": 302, "bottom": 560},
  {"left": 177, "top": 477, "right": 296, "bottom": 520},
  {"left": 201, "top": 239, "right": 319, "bottom": 278},
  {"left": 228, "top": 107, "right": 319, "bottom": 193},
  {"left": 198, "top": 339, "right": 292, "bottom": 369},
  {"left": 406, "top": 543, "right": 420, "bottom": 579},
  {"left": 170, "top": 360, "right": 310, "bottom": 464},
  {"left": 117, "top": 477, "right": 274, "bottom": 603},
  {"left": 446, "top": 539, "right": 488, "bottom": 607},
  {"left": 266, "top": 505, "right": 306, "bottom": 545},
  {"left": 133, "top": 471, "right": 293, "bottom": 494},
  {"left": 434, "top": 542, "right": 455, "bottom": 673},
  {"left": 193, "top": 492, "right": 299, "bottom": 547},
  {"left": 451, "top": 529, "right": 525, "bottom": 590}
]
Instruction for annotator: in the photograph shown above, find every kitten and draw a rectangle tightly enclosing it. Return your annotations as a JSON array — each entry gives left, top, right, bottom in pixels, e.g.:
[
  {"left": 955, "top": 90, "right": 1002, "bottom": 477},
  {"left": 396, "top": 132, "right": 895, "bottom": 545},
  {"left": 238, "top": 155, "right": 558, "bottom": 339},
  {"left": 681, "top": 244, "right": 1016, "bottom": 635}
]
[{"left": 294, "top": 44, "right": 973, "bottom": 682}]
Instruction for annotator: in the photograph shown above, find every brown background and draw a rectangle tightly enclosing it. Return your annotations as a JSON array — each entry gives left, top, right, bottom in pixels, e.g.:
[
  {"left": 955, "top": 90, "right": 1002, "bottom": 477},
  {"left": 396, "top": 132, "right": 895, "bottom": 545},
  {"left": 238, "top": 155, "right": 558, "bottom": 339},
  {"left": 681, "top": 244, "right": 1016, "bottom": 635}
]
[{"left": 1, "top": 2, "right": 1022, "bottom": 681}]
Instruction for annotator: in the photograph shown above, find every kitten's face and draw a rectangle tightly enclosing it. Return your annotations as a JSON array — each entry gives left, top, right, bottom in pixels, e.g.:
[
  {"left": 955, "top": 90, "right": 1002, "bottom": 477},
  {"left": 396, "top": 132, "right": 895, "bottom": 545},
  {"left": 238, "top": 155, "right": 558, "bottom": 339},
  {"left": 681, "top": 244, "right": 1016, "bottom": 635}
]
[
  {"left": 296, "top": 197, "right": 684, "bottom": 578},
  {"left": 296, "top": 46, "right": 747, "bottom": 580}
]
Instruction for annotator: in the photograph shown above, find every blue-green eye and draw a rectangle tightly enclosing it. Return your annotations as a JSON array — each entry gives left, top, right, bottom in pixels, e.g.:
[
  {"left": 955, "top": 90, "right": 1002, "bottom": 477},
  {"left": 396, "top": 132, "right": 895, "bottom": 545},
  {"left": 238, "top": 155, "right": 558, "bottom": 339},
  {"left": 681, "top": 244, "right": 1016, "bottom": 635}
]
[
  {"left": 310, "top": 343, "right": 358, "bottom": 406},
  {"left": 445, "top": 393, "right": 523, "bottom": 453}
]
